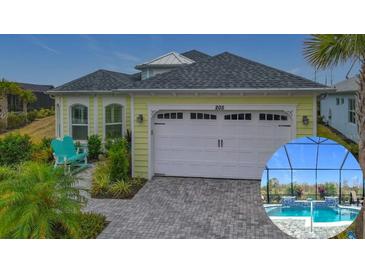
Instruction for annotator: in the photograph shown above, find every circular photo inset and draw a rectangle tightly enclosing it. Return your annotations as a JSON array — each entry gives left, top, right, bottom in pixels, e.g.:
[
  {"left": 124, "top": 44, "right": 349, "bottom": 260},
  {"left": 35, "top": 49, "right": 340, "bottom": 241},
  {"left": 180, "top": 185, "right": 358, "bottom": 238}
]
[{"left": 261, "top": 136, "right": 363, "bottom": 239}]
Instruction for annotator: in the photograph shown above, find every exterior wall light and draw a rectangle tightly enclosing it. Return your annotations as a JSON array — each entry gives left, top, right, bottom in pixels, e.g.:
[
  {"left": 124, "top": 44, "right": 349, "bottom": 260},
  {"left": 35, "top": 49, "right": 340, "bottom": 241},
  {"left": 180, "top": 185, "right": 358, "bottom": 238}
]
[
  {"left": 137, "top": 114, "right": 144, "bottom": 123},
  {"left": 302, "top": 115, "right": 309, "bottom": 126}
]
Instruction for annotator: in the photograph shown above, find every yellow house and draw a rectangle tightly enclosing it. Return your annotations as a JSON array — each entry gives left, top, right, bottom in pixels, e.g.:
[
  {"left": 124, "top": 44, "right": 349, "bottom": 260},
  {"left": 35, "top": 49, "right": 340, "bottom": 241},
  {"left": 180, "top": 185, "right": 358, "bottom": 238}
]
[{"left": 48, "top": 50, "right": 332, "bottom": 180}]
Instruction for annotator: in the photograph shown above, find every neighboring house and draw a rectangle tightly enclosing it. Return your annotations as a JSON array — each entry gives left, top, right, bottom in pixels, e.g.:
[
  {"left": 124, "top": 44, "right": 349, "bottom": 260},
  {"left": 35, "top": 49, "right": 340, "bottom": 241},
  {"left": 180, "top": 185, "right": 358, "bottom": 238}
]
[
  {"left": 48, "top": 50, "right": 331, "bottom": 180},
  {"left": 320, "top": 76, "right": 359, "bottom": 143},
  {"left": 7, "top": 82, "right": 54, "bottom": 112}
]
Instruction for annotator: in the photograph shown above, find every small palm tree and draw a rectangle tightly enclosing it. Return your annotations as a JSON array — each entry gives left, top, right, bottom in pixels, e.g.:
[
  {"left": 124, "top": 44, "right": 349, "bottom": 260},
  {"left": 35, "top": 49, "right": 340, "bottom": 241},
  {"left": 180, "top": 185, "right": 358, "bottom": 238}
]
[
  {"left": 0, "top": 162, "right": 85, "bottom": 238},
  {"left": 0, "top": 79, "right": 36, "bottom": 122},
  {"left": 17, "top": 89, "right": 36, "bottom": 121},
  {"left": 304, "top": 35, "right": 365, "bottom": 174}
]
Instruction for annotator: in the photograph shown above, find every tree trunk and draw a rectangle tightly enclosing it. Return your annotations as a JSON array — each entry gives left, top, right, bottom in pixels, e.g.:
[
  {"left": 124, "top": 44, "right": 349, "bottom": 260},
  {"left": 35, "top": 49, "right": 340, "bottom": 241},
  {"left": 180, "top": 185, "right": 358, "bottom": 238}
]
[
  {"left": 23, "top": 100, "right": 28, "bottom": 122},
  {"left": 356, "top": 63, "right": 365, "bottom": 174},
  {"left": 356, "top": 62, "right": 365, "bottom": 239}
]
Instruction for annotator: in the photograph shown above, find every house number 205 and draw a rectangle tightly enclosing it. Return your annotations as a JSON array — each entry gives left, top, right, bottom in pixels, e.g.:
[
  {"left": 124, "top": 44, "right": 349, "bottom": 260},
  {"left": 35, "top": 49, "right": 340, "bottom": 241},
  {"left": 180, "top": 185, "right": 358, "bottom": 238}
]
[{"left": 215, "top": 105, "right": 224, "bottom": 111}]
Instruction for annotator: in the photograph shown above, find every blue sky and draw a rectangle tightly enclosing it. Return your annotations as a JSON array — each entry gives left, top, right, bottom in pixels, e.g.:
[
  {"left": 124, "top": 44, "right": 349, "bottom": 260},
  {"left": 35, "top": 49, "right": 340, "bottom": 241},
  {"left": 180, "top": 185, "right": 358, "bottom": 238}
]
[
  {"left": 261, "top": 137, "right": 362, "bottom": 188},
  {"left": 0, "top": 34, "right": 360, "bottom": 87}
]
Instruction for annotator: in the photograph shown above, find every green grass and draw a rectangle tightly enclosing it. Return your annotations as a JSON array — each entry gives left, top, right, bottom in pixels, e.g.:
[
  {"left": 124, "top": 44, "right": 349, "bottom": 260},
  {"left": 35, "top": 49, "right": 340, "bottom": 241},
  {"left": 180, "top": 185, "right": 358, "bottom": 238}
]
[
  {"left": 317, "top": 124, "right": 358, "bottom": 156},
  {"left": 0, "top": 116, "right": 55, "bottom": 144}
]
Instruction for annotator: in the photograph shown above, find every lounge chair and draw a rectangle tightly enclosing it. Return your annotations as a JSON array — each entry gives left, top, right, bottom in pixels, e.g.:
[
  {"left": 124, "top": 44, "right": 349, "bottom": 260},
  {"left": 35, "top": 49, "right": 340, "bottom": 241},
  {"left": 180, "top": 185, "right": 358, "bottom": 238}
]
[
  {"left": 350, "top": 191, "right": 364, "bottom": 206},
  {"left": 51, "top": 135, "right": 88, "bottom": 173}
]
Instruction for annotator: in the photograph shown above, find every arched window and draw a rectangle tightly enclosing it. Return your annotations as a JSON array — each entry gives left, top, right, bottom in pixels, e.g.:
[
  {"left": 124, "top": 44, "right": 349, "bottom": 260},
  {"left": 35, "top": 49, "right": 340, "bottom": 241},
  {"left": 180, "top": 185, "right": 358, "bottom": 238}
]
[
  {"left": 105, "top": 104, "right": 123, "bottom": 139},
  {"left": 71, "top": 104, "right": 88, "bottom": 140}
]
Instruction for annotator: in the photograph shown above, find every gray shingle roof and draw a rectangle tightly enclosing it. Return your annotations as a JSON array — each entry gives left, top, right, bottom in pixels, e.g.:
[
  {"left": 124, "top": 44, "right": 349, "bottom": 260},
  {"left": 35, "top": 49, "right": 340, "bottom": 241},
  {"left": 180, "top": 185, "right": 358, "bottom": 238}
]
[
  {"left": 334, "top": 76, "right": 358, "bottom": 92},
  {"left": 53, "top": 69, "right": 136, "bottom": 91},
  {"left": 181, "top": 50, "right": 211, "bottom": 62},
  {"left": 52, "top": 51, "right": 327, "bottom": 92},
  {"left": 132, "top": 52, "right": 327, "bottom": 89},
  {"left": 16, "top": 82, "right": 54, "bottom": 92}
]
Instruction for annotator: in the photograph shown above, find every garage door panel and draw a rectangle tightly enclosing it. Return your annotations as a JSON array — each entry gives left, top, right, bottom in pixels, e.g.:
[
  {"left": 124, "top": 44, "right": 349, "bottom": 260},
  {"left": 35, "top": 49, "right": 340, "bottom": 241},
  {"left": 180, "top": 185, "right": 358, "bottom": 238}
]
[{"left": 153, "top": 110, "right": 292, "bottom": 179}]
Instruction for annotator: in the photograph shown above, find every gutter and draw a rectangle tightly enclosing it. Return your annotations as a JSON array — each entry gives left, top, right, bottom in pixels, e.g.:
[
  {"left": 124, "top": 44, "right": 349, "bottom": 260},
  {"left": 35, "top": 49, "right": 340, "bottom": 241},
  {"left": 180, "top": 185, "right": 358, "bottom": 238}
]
[{"left": 47, "top": 87, "right": 335, "bottom": 95}]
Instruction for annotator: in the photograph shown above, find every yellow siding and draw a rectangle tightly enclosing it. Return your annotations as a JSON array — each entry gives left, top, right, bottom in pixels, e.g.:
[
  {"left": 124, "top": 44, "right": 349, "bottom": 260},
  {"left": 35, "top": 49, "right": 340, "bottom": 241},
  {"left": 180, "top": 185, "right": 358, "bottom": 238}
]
[
  {"left": 133, "top": 95, "right": 314, "bottom": 178},
  {"left": 125, "top": 96, "right": 131, "bottom": 131},
  {"left": 97, "top": 96, "right": 103, "bottom": 137},
  {"left": 62, "top": 97, "right": 68, "bottom": 135},
  {"left": 89, "top": 96, "right": 94, "bottom": 135}
]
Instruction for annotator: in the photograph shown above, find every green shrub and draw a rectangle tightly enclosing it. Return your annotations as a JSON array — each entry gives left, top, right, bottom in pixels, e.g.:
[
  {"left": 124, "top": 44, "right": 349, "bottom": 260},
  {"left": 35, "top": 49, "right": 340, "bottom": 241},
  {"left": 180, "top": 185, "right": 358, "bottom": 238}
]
[
  {"left": 78, "top": 213, "right": 107, "bottom": 239},
  {"left": 27, "top": 110, "right": 37, "bottom": 122},
  {"left": 91, "top": 160, "right": 146, "bottom": 199},
  {"left": 35, "top": 108, "right": 55, "bottom": 119},
  {"left": 0, "top": 162, "right": 85, "bottom": 238},
  {"left": 108, "top": 180, "right": 132, "bottom": 198},
  {"left": 130, "top": 177, "right": 147, "bottom": 188},
  {"left": 31, "top": 137, "right": 54, "bottom": 163},
  {"left": 91, "top": 161, "right": 111, "bottom": 197},
  {"left": 0, "top": 133, "right": 32, "bottom": 166},
  {"left": 0, "top": 119, "right": 6, "bottom": 133},
  {"left": 6, "top": 112, "right": 27, "bottom": 129},
  {"left": 88, "top": 134, "right": 102, "bottom": 161},
  {"left": 0, "top": 166, "right": 15, "bottom": 181},
  {"left": 109, "top": 138, "right": 130, "bottom": 183}
]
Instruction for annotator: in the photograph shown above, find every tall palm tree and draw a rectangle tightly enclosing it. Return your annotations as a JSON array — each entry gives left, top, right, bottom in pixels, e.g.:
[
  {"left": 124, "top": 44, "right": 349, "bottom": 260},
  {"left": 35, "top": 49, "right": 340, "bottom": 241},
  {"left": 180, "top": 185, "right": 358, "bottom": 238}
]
[
  {"left": 304, "top": 35, "right": 365, "bottom": 239},
  {"left": 304, "top": 35, "right": 365, "bottom": 173}
]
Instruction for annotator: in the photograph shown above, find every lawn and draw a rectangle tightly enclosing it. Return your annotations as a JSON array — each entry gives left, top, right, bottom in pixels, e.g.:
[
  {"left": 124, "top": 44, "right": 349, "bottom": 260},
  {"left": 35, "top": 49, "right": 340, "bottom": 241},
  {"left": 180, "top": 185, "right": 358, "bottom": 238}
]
[{"left": 0, "top": 115, "right": 55, "bottom": 143}]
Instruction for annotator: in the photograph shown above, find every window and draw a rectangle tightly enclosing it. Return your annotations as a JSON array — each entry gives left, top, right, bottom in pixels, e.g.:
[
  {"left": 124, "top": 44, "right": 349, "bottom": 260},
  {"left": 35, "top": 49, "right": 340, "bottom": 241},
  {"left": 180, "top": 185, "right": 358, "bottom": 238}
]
[
  {"left": 190, "top": 113, "right": 216, "bottom": 120},
  {"left": 157, "top": 112, "right": 183, "bottom": 119},
  {"left": 260, "top": 113, "right": 288, "bottom": 121},
  {"left": 336, "top": 98, "right": 340, "bottom": 105},
  {"left": 71, "top": 104, "right": 88, "bottom": 140},
  {"left": 341, "top": 98, "right": 344, "bottom": 105},
  {"left": 105, "top": 104, "right": 123, "bottom": 139},
  {"left": 348, "top": 98, "right": 356, "bottom": 124},
  {"left": 224, "top": 113, "right": 252, "bottom": 120}
]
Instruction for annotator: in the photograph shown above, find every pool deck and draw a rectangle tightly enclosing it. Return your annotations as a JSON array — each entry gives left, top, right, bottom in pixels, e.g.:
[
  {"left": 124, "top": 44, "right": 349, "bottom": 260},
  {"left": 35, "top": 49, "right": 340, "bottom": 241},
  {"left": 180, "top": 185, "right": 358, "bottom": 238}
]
[{"left": 264, "top": 204, "right": 360, "bottom": 239}]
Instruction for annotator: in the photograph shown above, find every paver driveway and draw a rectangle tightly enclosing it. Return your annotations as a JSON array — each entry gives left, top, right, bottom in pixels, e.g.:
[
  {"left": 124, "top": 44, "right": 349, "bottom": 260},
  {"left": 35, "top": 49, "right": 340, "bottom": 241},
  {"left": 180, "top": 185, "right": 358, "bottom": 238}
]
[{"left": 83, "top": 174, "right": 289, "bottom": 238}]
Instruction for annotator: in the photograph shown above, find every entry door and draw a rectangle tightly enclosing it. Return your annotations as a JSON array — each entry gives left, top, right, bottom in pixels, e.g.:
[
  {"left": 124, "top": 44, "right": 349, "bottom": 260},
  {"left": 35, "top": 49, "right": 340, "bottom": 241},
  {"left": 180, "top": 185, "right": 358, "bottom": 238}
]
[{"left": 153, "top": 110, "right": 292, "bottom": 179}]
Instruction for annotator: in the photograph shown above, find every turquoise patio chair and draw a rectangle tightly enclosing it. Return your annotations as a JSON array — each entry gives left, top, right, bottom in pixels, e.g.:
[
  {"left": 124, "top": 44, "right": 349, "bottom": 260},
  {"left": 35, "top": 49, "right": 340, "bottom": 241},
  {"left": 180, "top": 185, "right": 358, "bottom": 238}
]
[{"left": 51, "top": 135, "right": 88, "bottom": 173}]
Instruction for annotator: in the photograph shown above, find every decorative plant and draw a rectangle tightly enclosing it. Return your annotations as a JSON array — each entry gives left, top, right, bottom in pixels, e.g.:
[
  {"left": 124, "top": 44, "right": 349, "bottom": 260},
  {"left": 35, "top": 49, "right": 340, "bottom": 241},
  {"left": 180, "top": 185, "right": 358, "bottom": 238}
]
[
  {"left": 0, "top": 162, "right": 85, "bottom": 238},
  {"left": 109, "top": 138, "right": 130, "bottom": 182},
  {"left": 108, "top": 179, "right": 132, "bottom": 199},
  {"left": 87, "top": 134, "right": 102, "bottom": 161},
  {"left": 0, "top": 133, "right": 32, "bottom": 166}
]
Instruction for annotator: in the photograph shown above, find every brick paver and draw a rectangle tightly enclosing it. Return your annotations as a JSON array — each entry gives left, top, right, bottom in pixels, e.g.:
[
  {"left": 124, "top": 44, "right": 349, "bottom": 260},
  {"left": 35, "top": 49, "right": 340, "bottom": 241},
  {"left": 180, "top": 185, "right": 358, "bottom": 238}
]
[{"left": 79, "top": 169, "right": 289, "bottom": 238}]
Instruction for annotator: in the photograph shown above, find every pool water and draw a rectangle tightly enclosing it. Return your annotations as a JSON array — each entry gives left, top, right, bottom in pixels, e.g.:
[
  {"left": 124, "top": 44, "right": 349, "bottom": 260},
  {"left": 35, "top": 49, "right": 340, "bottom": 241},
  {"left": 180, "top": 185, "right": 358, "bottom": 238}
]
[{"left": 265, "top": 206, "right": 359, "bottom": 222}]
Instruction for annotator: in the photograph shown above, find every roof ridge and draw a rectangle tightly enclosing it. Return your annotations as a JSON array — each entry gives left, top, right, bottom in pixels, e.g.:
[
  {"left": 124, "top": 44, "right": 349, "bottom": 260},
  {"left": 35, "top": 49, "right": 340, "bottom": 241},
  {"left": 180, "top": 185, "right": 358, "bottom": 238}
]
[{"left": 214, "top": 52, "right": 327, "bottom": 87}]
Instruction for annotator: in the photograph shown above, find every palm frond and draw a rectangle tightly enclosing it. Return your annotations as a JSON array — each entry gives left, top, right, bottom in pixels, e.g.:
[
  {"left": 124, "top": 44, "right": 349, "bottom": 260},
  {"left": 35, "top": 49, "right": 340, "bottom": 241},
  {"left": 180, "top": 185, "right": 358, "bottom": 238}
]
[{"left": 304, "top": 34, "right": 365, "bottom": 69}]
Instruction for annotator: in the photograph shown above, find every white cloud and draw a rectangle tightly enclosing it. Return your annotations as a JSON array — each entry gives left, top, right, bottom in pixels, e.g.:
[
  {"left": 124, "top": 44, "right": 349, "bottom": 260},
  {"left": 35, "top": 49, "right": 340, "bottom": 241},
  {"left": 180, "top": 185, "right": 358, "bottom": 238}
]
[{"left": 29, "top": 35, "right": 59, "bottom": 54}]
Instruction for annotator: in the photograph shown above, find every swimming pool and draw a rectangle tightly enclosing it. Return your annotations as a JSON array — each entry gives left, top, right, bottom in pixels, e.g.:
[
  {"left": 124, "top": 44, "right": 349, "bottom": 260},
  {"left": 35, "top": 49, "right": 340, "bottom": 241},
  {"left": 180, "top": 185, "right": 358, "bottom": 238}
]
[{"left": 265, "top": 206, "right": 359, "bottom": 222}]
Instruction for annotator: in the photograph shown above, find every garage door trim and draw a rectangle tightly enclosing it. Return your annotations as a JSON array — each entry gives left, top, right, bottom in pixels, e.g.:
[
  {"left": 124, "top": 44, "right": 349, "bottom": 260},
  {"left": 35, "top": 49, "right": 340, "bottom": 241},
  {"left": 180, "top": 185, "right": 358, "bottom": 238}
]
[{"left": 147, "top": 104, "right": 297, "bottom": 179}]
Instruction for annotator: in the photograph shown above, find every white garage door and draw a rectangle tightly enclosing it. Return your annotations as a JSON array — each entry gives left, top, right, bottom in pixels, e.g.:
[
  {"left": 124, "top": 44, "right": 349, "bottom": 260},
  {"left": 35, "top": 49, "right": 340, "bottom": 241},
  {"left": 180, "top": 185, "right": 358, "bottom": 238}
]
[{"left": 153, "top": 110, "right": 292, "bottom": 179}]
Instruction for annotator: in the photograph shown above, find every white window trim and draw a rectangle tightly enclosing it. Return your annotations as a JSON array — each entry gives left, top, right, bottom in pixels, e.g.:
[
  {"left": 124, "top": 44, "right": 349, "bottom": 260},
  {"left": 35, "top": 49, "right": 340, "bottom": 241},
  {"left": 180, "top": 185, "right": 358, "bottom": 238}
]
[
  {"left": 104, "top": 103, "right": 124, "bottom": 140},
  {"left": 146, "top": 103, "right": 297, "bottom": 179},
  {"left": 69, "top": 103, "right": 89, "bottom": 142},
  {"left": 102, "top": 99, "right": 126, "bottom": 141}
]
